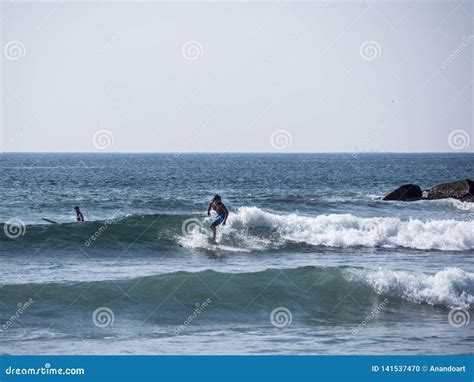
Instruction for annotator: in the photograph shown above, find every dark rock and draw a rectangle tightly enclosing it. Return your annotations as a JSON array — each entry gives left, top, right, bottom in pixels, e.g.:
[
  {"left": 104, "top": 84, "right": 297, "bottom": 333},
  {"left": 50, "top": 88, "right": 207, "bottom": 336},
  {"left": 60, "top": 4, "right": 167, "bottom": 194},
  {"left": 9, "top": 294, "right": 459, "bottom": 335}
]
[
  {"left": 383, "top": 184, "right": 422, "bottom": 201},
  {"left": 461, "top": 194, "right": 474, "bottom": 203},
  {"left": 427, "top": 179, "right": 474, "bottom": 201}
]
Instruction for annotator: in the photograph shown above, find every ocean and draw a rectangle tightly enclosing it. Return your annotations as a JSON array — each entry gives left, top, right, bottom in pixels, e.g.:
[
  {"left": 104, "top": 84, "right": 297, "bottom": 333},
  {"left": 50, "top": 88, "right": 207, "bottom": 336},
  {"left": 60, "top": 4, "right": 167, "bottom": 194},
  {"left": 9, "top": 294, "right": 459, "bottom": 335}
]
[{"left": 0, "top": 153, "right": 472, "bottom": 355}]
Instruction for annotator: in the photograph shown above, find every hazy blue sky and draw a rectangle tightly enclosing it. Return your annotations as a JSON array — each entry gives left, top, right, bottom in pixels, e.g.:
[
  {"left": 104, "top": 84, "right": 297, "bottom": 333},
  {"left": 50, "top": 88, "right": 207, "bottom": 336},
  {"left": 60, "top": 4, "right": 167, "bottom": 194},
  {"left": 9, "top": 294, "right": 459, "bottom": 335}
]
[{"left": 1, "top": 0, "right": 473, "bottom": 152}]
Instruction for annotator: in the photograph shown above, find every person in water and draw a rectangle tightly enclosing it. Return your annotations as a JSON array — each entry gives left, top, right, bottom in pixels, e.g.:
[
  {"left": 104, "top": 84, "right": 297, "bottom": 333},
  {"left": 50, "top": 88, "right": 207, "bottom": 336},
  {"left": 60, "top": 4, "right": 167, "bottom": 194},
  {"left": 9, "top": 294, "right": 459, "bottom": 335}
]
[
  {"left": 74, "top": 206, "right": 84, "bottom": 222},
  {"left": 207, "top": 195, "right": 228, "bottom": 241}
]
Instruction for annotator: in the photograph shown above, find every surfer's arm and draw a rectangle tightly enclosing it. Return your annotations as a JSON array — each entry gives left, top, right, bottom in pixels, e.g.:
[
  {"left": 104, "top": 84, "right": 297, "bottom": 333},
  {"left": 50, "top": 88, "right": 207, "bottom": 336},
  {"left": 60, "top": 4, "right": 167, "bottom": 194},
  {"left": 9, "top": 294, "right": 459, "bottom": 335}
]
[
  {"left": 207, "top": 202, "right": 213, "bottom": 216},
  {"left": 222, "top": 204, "right": 229, "bottom": 225}
]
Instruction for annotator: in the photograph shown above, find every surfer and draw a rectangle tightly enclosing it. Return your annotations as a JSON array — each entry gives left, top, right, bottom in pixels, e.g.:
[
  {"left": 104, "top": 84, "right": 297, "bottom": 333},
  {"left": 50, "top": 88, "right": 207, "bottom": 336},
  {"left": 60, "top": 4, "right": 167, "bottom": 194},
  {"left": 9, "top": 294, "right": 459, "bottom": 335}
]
[
  {"left": 74, "top": 206, "right": 84, "bottom": 222},
  {"left": 207, "top": 195, "right": 228, "bottom": 241}
]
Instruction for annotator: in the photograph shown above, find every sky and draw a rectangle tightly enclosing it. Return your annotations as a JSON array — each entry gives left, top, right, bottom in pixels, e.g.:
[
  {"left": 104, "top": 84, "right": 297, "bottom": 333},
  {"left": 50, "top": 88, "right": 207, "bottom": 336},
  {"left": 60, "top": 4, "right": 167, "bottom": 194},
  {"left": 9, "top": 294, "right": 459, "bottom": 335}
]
[{"left": 1, "top": 0, "right": 473, "bottom": 153}]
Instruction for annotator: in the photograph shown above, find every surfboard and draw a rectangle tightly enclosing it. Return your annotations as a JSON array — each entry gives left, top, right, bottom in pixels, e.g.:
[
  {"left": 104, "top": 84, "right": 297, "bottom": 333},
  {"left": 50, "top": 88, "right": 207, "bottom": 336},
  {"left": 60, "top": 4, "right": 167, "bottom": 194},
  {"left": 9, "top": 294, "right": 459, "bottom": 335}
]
[
  {"left": 216, "top": 245, "right": 250, "bottom": 252},
  {"left": 207, "top": 237, "right": 250, "bottom": 252},
  {"left": 41, "top": 218, "right": 58, "bottom": 224}
]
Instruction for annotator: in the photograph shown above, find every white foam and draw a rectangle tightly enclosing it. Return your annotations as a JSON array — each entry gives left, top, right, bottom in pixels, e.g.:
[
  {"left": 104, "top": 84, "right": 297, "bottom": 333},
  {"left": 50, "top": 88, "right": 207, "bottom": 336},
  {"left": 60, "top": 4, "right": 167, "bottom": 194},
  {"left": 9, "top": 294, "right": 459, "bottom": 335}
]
[
  {"left": 429, "top": 198, "right": 474, "bottom": 212},
  {"left": 230, "top": 206, "right": 474, "bottom": 251},
  {"left": 178, "top": 222, "right": 253, "bottom": 252},
  {"left": 345, "top": 267, "right": 474, "bottom": 309},
  {"left": 403, "top": 197, "right": 474, "bottom": 213},
  {"left": 178, "top": 228, "right": 211, "bottom": 249}
]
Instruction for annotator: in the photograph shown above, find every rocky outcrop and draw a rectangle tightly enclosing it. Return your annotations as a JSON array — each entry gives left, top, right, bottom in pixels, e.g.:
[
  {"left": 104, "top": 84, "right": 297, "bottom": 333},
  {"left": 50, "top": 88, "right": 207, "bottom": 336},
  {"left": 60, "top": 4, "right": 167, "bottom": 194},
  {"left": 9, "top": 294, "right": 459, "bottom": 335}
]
[
  {"left": 460, "top": 194, "right": 474, "bottom": 202},
  {"left": 383, "top": 184, "right": 422, "bottom": 201},
  {"left": 383, "top": 179, "right": 474, "bottom": 202},
  {"left": 426, "top": 179, "right": 474, "bottom": 201}
]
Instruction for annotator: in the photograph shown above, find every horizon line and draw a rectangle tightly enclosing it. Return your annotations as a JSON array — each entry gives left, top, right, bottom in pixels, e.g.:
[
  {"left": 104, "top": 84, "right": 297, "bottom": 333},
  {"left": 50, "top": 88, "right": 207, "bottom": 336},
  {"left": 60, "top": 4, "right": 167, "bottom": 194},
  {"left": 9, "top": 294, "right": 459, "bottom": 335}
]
[{"left": 0, "top": 151, "right": 472, "bottom": 154}]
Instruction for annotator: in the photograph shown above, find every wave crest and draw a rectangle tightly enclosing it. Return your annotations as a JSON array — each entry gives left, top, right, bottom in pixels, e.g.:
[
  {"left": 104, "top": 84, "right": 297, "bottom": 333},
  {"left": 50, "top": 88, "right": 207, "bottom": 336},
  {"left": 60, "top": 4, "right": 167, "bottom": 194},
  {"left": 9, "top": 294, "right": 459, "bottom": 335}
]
[
  {"left": 1, "top": 266, "right": 471, "bottom": 312},
  {"left": 346, "top": 267, "right": 474, "bottom": 309},
  {"left": 208, "top": 207, "right": 474, "bottom": 251}
]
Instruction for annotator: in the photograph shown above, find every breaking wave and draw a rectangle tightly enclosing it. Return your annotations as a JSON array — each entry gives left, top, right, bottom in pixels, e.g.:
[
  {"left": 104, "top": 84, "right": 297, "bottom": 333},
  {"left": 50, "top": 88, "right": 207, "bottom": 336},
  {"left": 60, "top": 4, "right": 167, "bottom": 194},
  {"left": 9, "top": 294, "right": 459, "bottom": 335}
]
[{"left": 182, "top": 207, "right": 474, "bottom": 251}]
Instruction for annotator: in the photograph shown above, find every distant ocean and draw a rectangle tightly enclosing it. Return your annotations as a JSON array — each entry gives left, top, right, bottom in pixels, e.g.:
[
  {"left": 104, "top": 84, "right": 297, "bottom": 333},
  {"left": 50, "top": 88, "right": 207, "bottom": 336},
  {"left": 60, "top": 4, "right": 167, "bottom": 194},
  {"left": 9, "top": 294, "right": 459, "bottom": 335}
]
[{"left": 0, "top": 153, "right": 473, "bottom": 354}]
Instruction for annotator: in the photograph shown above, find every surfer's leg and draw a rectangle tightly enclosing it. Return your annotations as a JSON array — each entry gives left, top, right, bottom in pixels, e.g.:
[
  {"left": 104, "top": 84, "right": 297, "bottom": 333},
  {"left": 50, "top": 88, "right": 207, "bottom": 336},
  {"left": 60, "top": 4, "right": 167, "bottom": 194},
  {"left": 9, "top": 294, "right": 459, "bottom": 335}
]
[{"left": 210, "top": 215, "right": 224, "bottom": 240}]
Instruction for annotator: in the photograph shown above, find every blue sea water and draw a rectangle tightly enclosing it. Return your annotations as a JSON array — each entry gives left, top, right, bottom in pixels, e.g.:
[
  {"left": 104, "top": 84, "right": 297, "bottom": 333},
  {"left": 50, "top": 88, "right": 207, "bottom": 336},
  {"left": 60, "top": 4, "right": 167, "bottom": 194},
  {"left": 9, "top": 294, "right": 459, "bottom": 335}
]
[{"left": 0, "top": 153, "right": 473, "bottom": 354}]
